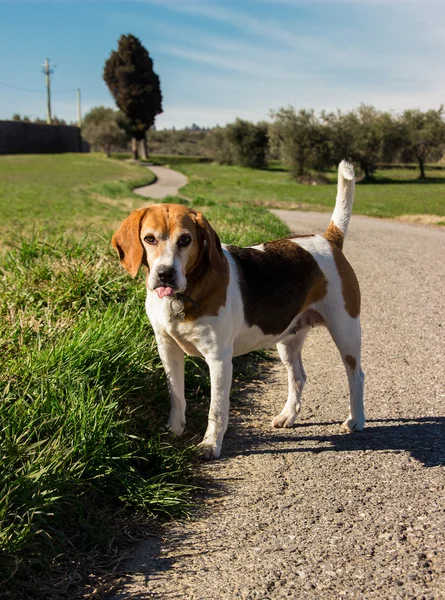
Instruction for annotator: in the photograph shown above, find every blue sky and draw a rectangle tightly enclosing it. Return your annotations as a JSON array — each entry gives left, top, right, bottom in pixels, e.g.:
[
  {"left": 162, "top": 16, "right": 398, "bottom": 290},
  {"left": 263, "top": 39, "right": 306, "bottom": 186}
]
[{"left": 1, "top": 0, "right": 444, "bottom": 129}]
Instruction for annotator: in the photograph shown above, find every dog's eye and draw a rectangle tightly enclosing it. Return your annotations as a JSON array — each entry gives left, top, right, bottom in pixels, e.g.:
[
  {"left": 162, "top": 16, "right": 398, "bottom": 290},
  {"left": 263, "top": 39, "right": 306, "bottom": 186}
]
[
  {"left": 178, "top": 234, "right": 191, "bottom": 247},
  {"left": 144, "top": 234, "right": 157, "bottom": 245}
]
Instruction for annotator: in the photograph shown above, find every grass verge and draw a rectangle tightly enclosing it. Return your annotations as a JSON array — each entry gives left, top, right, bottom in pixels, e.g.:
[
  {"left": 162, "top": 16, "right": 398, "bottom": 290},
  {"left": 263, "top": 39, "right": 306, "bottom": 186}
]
[
  {"left": 168, "top": 160, "right": 445, "bottom": 220},
  {"left": 0, "top": 154, "right": 288, "bottom": 598}
]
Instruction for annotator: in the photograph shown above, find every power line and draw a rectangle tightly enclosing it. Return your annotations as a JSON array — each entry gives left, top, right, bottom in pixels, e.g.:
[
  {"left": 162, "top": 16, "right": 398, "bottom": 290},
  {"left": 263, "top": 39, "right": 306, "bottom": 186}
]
[{"left": 0, "top": 81, "right": 77, "bottom": 94}]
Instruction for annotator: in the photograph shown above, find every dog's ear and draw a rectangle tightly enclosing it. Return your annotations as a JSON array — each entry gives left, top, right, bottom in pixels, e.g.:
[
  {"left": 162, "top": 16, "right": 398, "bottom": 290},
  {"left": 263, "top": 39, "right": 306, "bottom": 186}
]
[
  {"left": 193, "top": 211, "right": 225, "bottom": 268},
  {"left": 111, "top": 208, "right": 148, "bottom": 278}
]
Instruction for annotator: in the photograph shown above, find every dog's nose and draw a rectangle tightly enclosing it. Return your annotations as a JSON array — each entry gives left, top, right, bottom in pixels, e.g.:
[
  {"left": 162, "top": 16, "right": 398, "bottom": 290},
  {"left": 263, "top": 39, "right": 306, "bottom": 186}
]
[{"left": 157, "top": 266, "right": 175, "bottom": 283}]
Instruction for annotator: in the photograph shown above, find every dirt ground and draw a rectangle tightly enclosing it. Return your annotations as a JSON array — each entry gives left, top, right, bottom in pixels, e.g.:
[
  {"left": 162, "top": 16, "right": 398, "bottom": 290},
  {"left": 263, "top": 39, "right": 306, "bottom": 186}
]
[{"left": 110, "top": 211, "right": 445, "bottom": 600}]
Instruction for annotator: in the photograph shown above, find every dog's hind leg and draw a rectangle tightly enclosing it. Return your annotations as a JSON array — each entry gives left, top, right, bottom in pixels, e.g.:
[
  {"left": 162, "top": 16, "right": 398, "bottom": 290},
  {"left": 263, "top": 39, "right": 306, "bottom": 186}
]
[
  {"left": 325, "top": 313, "right": 365, "bottom": 432},
  {"left": 272, "top": 331, "right": 309, "bottom": 428}
]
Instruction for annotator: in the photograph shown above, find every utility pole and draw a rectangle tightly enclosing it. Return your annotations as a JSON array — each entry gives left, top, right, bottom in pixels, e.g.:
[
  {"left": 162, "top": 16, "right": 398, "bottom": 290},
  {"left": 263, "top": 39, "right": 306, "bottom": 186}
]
[
  {"left": 77, "top": 88, "right": 82, "bottom": 127},
  {"left": 42, "top": 58, "right": 54, "bottom": 124}
]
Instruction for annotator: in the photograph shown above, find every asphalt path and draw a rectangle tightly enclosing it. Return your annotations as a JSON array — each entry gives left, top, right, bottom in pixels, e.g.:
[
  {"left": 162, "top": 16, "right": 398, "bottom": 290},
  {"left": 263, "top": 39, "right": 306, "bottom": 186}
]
[
  {"left": 133, "top": 165, "right": 188, "bottom": 199},
  {"left": 112, "top": 210, "right": 445, "bottom": 599}
]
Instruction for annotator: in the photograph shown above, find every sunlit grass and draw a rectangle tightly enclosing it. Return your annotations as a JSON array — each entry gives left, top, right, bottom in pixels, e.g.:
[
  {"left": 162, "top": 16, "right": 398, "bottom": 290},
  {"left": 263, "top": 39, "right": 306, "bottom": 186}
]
[{"left": 171, "top": 161, "right": 445, "bottom": 219}]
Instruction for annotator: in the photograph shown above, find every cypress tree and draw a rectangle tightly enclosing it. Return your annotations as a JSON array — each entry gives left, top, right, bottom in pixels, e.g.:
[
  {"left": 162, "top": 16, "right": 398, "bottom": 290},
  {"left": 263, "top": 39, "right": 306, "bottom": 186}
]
[{"left": 104, "top": 34, "right": 162, "bottom": 160}]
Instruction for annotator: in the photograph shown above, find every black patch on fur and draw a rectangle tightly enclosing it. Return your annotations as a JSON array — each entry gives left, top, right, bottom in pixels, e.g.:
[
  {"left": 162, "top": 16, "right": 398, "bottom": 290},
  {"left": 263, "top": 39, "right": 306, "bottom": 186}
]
[{"left": 228, "top": 239, "right": 326, "bottom": 335}]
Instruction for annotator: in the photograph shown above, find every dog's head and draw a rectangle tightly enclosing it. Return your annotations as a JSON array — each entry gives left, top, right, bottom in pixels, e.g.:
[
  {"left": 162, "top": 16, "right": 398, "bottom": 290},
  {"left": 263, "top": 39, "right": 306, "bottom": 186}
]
[{"left": 111, "top": 204, "right": 225, "bottom": 298}]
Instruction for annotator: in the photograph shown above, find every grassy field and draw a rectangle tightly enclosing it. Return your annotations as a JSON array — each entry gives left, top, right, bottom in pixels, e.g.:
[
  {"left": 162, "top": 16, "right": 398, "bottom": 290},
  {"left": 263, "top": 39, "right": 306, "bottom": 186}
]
[
  {"left": 0, "top": 153, "right": 288, "bottom": 598},
  {"left": 0, "top": 153, "right": 157, "bottom": 245},
  {"left": 168, "top": 160, "right": 445, "bottom": 222}
]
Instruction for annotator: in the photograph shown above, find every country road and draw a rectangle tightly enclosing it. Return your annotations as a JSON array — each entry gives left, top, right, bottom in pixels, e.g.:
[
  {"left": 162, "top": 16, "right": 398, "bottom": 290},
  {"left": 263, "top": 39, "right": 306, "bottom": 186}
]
[{"left": 112, "top": 211, "right": 445, "bottom": 600}]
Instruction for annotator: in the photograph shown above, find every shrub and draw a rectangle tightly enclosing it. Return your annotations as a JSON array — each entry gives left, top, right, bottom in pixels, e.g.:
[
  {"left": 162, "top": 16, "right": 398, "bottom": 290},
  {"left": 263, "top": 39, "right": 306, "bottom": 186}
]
[
  {"left": 226, "top": 119, "right": 269, "bottom": 168},
  {"left": 82, "top": 106, "right": 128, "bottom": 156},
  {"left": 269, "top": 108, "right": 324, "bottom": 178},
  {"left": 205, "top": 127, "right": 235, "bottom": 165}
]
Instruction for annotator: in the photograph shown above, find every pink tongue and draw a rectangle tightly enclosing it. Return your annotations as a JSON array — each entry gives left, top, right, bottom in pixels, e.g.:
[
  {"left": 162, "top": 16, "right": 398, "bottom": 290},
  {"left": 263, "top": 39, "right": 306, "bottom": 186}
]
[{"left": 156, "top": 286, "right": 174, "bottom": 298}]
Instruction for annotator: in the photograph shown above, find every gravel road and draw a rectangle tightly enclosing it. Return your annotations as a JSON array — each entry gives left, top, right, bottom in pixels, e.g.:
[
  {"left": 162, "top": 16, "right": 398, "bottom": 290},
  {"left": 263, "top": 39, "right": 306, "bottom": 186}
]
[
  {"left": 112, "top": 211, "right": 445, "bottom": 600},
  {"left": 133, "top": 165, "right": 188, "bottom": 199}
]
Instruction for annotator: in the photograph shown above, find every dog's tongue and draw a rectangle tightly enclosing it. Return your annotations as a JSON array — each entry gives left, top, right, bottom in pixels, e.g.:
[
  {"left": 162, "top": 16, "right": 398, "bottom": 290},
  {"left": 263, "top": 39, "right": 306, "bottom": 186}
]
[{"left": 156, "top": 286, "right": 174, "bottom": 299}]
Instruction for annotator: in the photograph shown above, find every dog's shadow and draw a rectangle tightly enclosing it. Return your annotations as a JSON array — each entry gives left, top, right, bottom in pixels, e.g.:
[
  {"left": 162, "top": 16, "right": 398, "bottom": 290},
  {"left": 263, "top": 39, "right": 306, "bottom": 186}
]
[{"left": 223, "top": 416, "right": 445, "bottom": 468}]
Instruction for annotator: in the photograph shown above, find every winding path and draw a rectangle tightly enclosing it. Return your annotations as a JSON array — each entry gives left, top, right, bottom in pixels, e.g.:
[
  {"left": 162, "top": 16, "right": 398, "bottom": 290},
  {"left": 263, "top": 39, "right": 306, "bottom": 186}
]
[
  {"left": 133, "top": 165, "right": 188, "bottom": 200},
  {"left": 112, "top": 211, "right": 445, "bottom": 600}
]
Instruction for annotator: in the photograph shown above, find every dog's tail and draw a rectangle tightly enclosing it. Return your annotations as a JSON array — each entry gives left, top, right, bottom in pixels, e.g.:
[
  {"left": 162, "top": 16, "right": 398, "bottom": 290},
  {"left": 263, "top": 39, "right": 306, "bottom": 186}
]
[{"left": 324, "top": 160, "right": 355, "bottom": 250}]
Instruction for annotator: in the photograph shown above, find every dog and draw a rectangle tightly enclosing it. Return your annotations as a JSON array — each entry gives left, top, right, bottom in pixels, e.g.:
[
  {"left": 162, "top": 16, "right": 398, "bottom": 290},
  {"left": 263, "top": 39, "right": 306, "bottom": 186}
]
[{"left": 112, "top": 161, "right": 365, "bottom": 458}]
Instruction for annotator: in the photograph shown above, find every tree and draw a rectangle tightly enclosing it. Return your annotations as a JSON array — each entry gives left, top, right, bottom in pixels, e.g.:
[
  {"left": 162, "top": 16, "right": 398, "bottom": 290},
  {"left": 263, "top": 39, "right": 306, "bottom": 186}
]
[
  {"left": 226, "top": 119, "right": 269, "bottom": 169},
  {"left": 379, "top": 111, "right": 405, "bottom": 164},
  {"left": 323, "top": 105, "right": 386, "bottom": 179},
  {"left": 343, "top": 105, "right": 383, "bottom": 179},
  {"left": 269, "top": 108, "right": 323, "bottom": 178},
  {"left": 82, "top": 106, "right": 127, "bottom": 156},
  {"left": 205, "top": 127, "right": 235, "bottom": 165},
  {"left": 400, "top": 107, "right": 445, "bottom": 178},
  {"left": 52, "top": 116, "right": 67, "bottom": 125},
  {"left": 104, "top": 34, "right": 162, "bottom": 160},
  {"left": 321, "top": 109, "right": 354, "bottom": 167},
  {"left": 11, "top": 114, "right": 31, "bottom": 122}
]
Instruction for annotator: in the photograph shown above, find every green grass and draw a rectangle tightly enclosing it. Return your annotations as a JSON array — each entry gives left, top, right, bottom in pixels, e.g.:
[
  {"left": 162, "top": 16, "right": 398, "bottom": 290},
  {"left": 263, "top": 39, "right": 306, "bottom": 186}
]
[
  {"left": 171, "top": 161, "right": 445, "bottom": 219},
  {"left": 0, "top": 153, "right": 288, "bottom": 598},
  {"left": 110, "top": 152, "right": 212, "bottom": 165},
  {"left": 0, "top": 153, "right": 156, "bottom": 245}
]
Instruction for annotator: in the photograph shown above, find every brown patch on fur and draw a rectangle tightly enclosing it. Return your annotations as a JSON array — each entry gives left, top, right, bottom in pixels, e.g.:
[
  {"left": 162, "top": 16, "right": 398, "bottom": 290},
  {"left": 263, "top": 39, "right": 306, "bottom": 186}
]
[
  {"left": 183, "top": 210, "right": 229, "bottom": 321},
  {"left": 305, "top": 270, "right": 328, "bottom": 308},
  {"left": 228, "top": 239, "right": 328, "bottom": 335},
  {"left": 331, "top": 245, "right": 361, "bottom": 318},
  {"left": 111, "top": 208, "right": 149, "bottom": 278},
  {"left": 345, "top": 355, "right": 357, "bottom": 370},
  {"left": 324, "top": 221, "right": 344, "bottom": 250}
]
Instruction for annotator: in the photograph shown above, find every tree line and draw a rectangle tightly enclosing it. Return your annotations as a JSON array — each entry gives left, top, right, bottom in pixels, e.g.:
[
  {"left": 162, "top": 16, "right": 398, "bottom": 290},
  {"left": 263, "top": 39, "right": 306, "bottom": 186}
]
[
  {"left": 82, "top": 104, "right": 445, "bottom": 180},
  {"left": 209, "top": 105, "right": 445, "bottom": 180},
  {"left": 10, "top": 114, "right": 72, "bottom": 125}
]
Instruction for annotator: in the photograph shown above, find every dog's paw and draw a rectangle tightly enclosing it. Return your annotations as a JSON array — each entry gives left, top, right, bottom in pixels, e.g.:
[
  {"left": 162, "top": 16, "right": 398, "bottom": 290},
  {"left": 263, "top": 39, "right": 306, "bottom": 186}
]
[
  {"left": 342, "top": 417, "right": 365, "bottom": 433},
  {"left": 271, "top": 413, "right": 298, "bottom": 428},
  {"left": 167, "top": 420, "right": 185, "bottom": 436},
  {"left": 197, "top": 442, "right": 221, "bottom": 460}
]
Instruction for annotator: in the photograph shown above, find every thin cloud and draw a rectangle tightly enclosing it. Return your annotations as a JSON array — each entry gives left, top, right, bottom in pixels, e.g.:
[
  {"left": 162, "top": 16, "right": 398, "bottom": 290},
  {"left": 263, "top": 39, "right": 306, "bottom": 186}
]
[{"left": 156, "top": 45, "right": 292, "bottom": 79}]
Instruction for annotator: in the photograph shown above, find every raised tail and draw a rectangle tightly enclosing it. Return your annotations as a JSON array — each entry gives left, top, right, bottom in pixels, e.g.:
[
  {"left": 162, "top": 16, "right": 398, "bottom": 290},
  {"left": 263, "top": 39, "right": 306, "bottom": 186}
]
[{"left": 324, "top": 160, "right": 355, "bottom": 250}]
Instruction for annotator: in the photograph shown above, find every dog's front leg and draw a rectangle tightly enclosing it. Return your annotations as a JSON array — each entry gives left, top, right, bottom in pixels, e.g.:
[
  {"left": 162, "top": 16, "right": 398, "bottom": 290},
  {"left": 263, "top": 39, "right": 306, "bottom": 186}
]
[
  {"left": 155, "top": 333, "right": 186, "bottom": 436},
  {"left": 199, "top": 351, "right": 233, "bottom": 459}
]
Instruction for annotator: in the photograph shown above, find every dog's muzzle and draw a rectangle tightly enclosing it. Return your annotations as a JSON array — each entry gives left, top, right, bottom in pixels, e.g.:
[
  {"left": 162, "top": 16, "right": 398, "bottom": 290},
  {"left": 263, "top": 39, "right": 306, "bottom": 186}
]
[{"left": 153, "top": 265, "right": 178, "bottom": 298}]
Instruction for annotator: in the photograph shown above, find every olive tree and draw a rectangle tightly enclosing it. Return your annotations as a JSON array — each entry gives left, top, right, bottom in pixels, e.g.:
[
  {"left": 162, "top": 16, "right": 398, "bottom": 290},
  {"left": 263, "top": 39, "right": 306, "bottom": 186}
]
[
  {"left": 400, "top": 107, "right": 445, "bottom": 178},
  {"left": 226, "top": 119, "right": 269, "bottom": 168},
  {"left": 269, "top": 108, "right": 324, "bottom": 178},
  {"left": 82, "top": 106, "right": 127, "bottom": 156}
]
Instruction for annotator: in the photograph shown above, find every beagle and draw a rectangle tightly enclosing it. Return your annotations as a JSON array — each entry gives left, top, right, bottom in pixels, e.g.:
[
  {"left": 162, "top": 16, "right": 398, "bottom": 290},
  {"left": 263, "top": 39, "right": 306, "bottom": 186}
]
[{"left": 112, "top": 161, "right": 364, "bottom": 458}]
